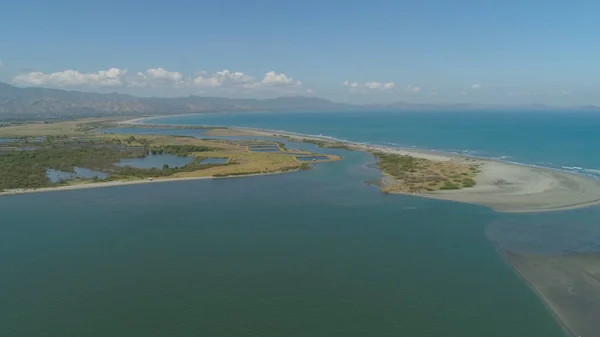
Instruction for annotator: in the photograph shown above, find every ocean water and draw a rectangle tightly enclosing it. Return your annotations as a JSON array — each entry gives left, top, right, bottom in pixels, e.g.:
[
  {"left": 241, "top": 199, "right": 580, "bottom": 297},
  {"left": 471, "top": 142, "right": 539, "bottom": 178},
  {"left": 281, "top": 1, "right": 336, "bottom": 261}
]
[
  {"left": 2, "top": 111, "right": 600, "bottom": 336},
  {"left": 151, "top": 110, "right": 600, "bottom": 179}
]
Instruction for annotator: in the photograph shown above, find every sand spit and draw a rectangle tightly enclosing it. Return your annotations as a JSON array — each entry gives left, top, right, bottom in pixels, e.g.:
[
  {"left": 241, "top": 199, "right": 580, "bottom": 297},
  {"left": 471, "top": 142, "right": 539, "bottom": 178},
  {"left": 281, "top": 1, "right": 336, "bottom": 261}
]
[
  {"left": 230, "top": 127, "right": 600, "bottom": 213},
  {"left": 505, "top": 251, "right": 600, "bottom": 337},
  {"left": 115, "top": 119, "right": 600, "bottom": 213}
]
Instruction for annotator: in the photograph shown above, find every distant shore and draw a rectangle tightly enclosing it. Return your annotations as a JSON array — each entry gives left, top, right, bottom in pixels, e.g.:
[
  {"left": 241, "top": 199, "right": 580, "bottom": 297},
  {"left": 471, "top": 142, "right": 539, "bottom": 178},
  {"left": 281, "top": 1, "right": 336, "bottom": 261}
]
[{"left": 121, "top": 116, "right": 600, "bottom": 213}]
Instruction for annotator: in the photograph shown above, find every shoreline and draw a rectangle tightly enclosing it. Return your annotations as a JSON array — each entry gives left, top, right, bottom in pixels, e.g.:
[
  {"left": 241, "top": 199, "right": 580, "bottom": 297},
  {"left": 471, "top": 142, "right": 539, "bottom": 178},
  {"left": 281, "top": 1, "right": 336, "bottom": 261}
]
[
  {"left": 119, "top": 116, "right": 600, "bottom": 213},
  {"left": 0, "top": 170, "right": 298, "bottom": 197},
  {"left": 119, "top": 115, "right": 599, "bottom": 335},
  {"left": 497, "top": 248, "right": 578, "bottom": 337}
]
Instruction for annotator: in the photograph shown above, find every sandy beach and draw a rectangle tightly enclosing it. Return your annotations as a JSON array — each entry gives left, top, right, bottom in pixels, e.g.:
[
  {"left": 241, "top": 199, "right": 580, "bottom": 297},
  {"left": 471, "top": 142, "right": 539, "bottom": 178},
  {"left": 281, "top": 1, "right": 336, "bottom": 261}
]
[
  {"left": 16, "top": 116, "right": 600, "bottom": 213},
  {"left": 227, "top": 127, "right": 600, "bottom": 213}
]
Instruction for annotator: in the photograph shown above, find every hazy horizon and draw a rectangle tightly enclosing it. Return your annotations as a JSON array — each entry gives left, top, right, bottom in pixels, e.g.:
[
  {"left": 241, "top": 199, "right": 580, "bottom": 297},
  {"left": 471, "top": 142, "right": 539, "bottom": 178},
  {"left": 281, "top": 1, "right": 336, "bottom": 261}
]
[
  {"left": 1, "top": 1, "right": 600, "bottom": 106},
  {"left": 3, "top": 82, "right": 599, "bottom": 110}
]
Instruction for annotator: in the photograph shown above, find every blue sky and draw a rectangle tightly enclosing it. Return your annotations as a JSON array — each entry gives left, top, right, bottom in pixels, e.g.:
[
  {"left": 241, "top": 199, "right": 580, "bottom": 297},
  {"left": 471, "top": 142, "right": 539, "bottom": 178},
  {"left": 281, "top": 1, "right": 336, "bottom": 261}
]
[{"left": 1, "top": 0, "right": 599, "bottom": 105}]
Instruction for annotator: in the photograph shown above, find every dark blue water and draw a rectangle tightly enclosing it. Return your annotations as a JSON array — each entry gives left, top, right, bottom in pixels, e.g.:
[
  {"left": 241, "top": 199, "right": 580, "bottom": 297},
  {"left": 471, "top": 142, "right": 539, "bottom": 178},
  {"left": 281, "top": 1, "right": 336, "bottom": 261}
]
[{"left": 150, "top": 111, "right": 600, "bottom": 179}]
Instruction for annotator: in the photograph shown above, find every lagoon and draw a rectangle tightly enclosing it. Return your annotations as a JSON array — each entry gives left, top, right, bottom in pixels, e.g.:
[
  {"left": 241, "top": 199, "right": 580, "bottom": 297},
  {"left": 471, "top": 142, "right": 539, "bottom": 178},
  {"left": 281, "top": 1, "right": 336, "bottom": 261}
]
[
  {"left": 46, "top": 167, "right": 108, "bottom": 183},
  {"left": 0, "top": 141, "right": 568, "bottom": 337},
  {"left": 200, "top": 157, "right": 228, "bottom": 165},
  {"left": 116, "top": 153, "right": 195, "bottom": 169}
]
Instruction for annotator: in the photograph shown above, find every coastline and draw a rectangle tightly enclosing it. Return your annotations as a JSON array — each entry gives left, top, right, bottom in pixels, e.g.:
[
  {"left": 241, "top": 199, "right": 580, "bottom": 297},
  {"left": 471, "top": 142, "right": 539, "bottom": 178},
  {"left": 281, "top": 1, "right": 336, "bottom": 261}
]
[
  {"left": 118, "top": 116, "right": 600, "bottom": 213},
  {"left": 500, "top": 249, "right": 600, "bottom": 337},
  {"left": 0, "top": 170, "right": 298, "bottom": 197},
  {"left": 218, "top": 126, "right": 600, "bottom": 213},
  {"left": 497, "top": 249, "right": 578, "bottom": 337}
]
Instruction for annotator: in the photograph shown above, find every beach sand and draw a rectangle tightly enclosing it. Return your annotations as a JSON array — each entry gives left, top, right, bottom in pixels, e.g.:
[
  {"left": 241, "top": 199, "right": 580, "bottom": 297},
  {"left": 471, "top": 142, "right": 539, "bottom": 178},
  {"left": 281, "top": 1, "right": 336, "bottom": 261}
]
[
  {"left": 237, "top": 127, "right": 600, "bottom": 213},
  {"left": 426, "top": 160, "right": 600, "bottom": 213}
]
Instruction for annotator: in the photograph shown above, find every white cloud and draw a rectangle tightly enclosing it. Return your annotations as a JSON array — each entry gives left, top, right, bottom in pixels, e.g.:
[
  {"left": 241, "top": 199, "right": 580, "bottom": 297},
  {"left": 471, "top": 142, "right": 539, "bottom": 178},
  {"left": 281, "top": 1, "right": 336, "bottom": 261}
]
[
  {"left": 343, "top": 80, "right": 360, "bottom": 89},
  {"left": 14, "top": 68, "right": 126, "bottom": 87},
  {"left": 407, "top": 85, "right": 421, "bottom": 93},
  {"left": 130, "top": 68, "right": 184, "bottom": 87},
  {"left": 260, "top": 71, "right": 302, "bottom": 87},
  {"left": 192, "top": 70, "right": 254, "bottom": 88},
  {"left": 12, "top": 67, "right": 305, "bottom": 95},
  {"left": 383, "top": 82, "right": 395, "bottom": 90},
  {"left": 241, "top": 71, "right": 302, "bottom": 91},
  {"left": 344, "top": 80, "right": 395, "bottom": 92},
  {"left": 472, "top": 83, "right": 482, "bottom": 90},
  {"left": 305, "top": 88, "right": 314, "bottom": 94}
]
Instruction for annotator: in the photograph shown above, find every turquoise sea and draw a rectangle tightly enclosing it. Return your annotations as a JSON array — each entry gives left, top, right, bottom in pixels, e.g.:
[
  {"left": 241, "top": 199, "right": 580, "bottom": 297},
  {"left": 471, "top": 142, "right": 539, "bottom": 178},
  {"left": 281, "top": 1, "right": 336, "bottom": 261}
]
[
  {"left": 2, "top": 110, "right": 600, "bottom": 336},
  {"left": 153, "top": 110, "right": 600, "bottom": 179}
]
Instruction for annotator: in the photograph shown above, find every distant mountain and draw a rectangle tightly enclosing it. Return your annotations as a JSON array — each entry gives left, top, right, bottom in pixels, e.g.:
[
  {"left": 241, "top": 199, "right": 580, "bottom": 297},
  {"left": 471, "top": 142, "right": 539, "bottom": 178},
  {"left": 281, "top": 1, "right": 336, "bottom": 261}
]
[
  {"left": 0, "top": 82, "right": 353, "bottom": 118},
  {"left": 0, "top": 82, "right": 597, "bottom": 118}
]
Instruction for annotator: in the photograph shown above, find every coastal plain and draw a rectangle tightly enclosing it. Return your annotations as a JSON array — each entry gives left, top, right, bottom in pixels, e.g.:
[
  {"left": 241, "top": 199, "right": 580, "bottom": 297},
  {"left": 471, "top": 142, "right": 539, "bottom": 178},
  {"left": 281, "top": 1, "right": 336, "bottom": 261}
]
[{"left": 0, "top": 120, "right": 339, "bottom": 196}]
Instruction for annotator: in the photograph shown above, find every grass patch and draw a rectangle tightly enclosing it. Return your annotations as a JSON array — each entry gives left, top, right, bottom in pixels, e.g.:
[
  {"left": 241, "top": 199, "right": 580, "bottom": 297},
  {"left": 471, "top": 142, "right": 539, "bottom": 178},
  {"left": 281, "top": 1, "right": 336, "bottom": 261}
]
[{"left": 374, "top": 152, "right": 478, "bottom": 193}]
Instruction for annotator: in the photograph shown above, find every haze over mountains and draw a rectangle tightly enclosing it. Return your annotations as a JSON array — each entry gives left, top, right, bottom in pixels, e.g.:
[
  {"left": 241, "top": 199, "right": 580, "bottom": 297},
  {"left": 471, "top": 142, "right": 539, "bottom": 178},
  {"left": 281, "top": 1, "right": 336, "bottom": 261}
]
[{"left": 0, "top": 82, "right": 597, "bottom": 118}]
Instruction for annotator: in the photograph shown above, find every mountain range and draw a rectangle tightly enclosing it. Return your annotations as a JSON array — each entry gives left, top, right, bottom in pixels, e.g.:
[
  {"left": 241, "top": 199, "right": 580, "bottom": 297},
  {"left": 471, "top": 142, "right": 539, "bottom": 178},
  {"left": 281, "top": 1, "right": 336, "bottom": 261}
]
[{"left": 0, "top": 82, "right": 597, "bottom": 119}]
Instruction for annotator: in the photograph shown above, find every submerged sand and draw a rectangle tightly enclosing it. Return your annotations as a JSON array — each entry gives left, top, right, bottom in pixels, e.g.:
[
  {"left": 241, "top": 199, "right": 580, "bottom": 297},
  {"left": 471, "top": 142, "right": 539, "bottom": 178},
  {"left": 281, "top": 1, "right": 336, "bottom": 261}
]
[{"left": 505, "top": 251, "right": 600, "bottom": 337}]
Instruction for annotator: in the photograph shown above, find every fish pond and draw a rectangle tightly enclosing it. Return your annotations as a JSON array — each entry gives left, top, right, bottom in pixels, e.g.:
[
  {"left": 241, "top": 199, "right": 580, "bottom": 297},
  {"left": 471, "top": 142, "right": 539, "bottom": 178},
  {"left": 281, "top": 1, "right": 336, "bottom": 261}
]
[
  {"left": 115, "top": 153, "right": 195, "bottom": 169},
  {"left": 46, "top": 167, "right": 108, "bottom": 183}
]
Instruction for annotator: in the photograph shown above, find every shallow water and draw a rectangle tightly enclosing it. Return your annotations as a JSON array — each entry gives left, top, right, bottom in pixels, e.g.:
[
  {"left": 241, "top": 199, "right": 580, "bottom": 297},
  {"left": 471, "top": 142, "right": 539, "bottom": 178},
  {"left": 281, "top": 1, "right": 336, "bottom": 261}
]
[
  {"left": 15, "top": 113, "right": 597, "bottom": 336},
  {"left": 297, "top": 155, "right": 330, "bottom": 161},
  {"left": 46, "top": 167, "right": 108, "bottom": 183},
  {"left": 248, "top": 148, "right": 281, "bottom": 152},
  {"left": 116, "top": 153, "right": 194, "bottom": 169},
  {"left": 150, "top": 111, "right": 600, "bottom": 180},
  {"left": 200, "top": 157, "right": 228, "bottom": 165},
  {"left": 0, "top": 143, "right": 567, "bottom": 337}
]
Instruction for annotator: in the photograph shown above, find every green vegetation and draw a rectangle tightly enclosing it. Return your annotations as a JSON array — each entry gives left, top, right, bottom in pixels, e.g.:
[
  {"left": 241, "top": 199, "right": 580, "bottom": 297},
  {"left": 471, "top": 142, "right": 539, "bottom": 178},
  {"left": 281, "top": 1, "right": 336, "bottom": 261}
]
[
  {"left": 212, "top": 164, "right": 300, "bottom": 177},
  {"left": 440, "top": 181, "right": 461, "bottom": 190},
  {"left": 111, "top": 161, "right": 228, "bottom": 180},
  {"left": 372, "top": 152, "right": 479, "bottom": 193},
  {"left": 0, "top": 145, "right": 146, "bottom": 190},
  {"left": 374, "top": 153, "right": 424, "bottom": 175},
  {"left": 302, "top": 139, "right": 353, "bottom": 150},
  {"left": 0, "top": 120, "right": 339, "bottom": 192},
  {"left": 0, "top": 140, "right": 222, "bottom": 191},
  {"left": 158, "top": 144, "right": 213, "bottom": 156}
]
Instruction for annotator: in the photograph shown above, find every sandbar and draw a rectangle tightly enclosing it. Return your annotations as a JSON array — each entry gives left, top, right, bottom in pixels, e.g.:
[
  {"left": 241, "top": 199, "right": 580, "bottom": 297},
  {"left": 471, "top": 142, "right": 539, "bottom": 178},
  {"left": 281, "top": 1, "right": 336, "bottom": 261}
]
[
  {"left": 223, "top": 127, "right": 600, "bottom": 213},
  {"left": 504, "top": 250, "right": 600, "bottom": 337}
]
